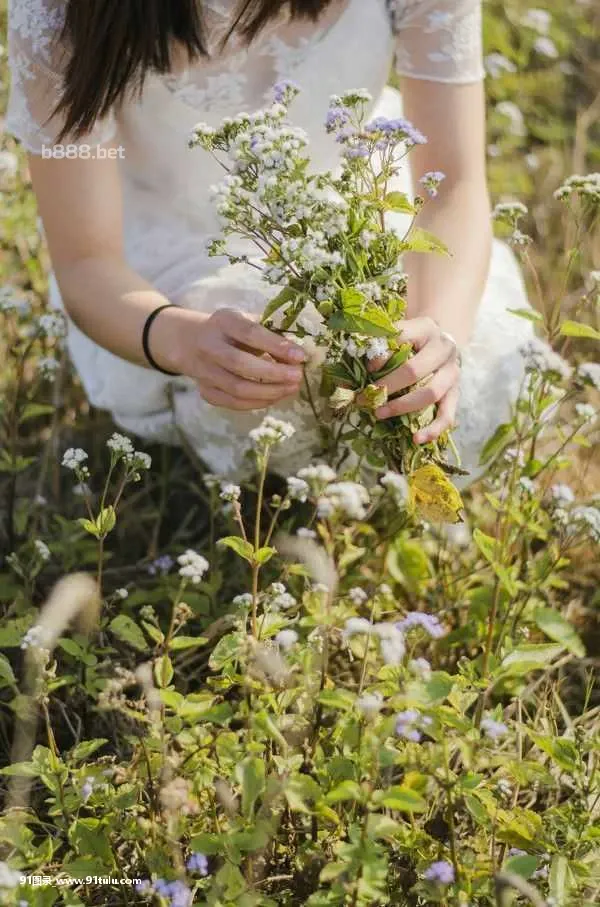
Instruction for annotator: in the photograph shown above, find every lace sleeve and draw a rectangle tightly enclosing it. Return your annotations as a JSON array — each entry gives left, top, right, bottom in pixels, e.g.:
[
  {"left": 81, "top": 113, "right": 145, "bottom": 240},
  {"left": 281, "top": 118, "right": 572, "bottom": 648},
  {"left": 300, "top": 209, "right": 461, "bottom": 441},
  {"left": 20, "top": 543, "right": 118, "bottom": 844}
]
[
  {"left": 387, "top": 0, "right": 485, "bottom": 84},
  {"left": 5, "top": 0, "right": 116, "bottom": 154}
]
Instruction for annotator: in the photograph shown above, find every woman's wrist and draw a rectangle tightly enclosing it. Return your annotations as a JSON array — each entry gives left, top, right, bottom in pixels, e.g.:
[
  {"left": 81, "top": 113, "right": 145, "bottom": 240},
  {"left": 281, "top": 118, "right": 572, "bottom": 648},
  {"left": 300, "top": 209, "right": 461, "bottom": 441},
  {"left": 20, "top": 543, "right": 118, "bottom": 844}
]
[{"left": 145, "top": 304, "right": 206, "bottom": 376}]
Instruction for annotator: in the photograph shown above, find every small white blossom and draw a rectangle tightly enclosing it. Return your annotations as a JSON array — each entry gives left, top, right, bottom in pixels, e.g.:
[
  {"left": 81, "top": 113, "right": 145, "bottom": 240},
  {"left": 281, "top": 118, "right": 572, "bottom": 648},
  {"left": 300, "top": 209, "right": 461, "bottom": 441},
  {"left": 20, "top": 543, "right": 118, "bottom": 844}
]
[
  {"left": 38, "top": 357, "right": 60, "bottom": 380},
  {"left": 249, "top": 415, "right": 295, "bottom": 450},
  {"left": 409, "top": 657, "right": 432, "bottom": 679},
  {"left": 62, "top": 447, "right": 88, "bottom": 470},
  {"left": 107, "top": 433, "right": 135, "bottom": 457},
  {"left": 575, "top": 402, "right": 596, "bottom": 422},
  {"left": 365, "top": 338, "right": 389, "bottom": 361},
  {"left": 373, "top": 622, "right": 406, "bottom": 666},
  {"left": 577, "top": 362, "right": 600, "bottom": 390},
  {"left": 21, "top": 624, "right": 50, "bottom": 650},
  {"left": 115, "top": 588, "right": 128, "bottom": 600},
  {"left": 133, "top": 451, "right": 152, "bottom": 470},
  {"left": 287, "top": 477, "right": 310, "bottom": 502},
  {"left": 496, "top": 778, "right": 513, "bottom": 798},
  {"left": 81, "top": 776, "right": 95, "bottom": 802},
  {"left": 534, "top": 36, "right": 559, "bottom": 58},
  {"left": 348, "top": 586, "right": 368, "bottom": 605},
  {"left": 484, "top": 53, "right": 517, "bottom": 78},
  {"left": 523, "top": 8, "right": 552, "bottom": 34},
  {"left": 343, "top": 617, "right": 372, "bottom": 639},
  {"left": 0, "top": 862, "right": 21, "bottom": 888},
  {"left": 519, "top": 477, "right": 536, "bottom": 495},
  {"left": 297, "top": 464, "right": 337, "bottom": 487},
  {"left": 34, "top": 539, "right": 50, "bottom": 561},
  {"left": 550, "top": 484, "right": 575, "bottom": 506},
  {"left": 233, "top": 593, "right": 253, "bottom": 607},
  {"left": 381, "top": 471, "right": 409, "bottom": 507},
  {"left": 37, "top": 311, "right": 67, "bottom": 338},
  {"left": 275, "top": 629, "right": 299, "bottom": 650},
  {"left": 297, "top": 527, "right": 317, "bottom": 539},
  {"left": 317, "top": 482, "right": 369, "bottom": 521},
  {"left": 571, "top": 506, "right": 600, "bottom": 542},
  {"left": 177, "top": 550, "right": 210, "bottom": 584},
  {"left": 356, "top": 692, "right": 384, "bottom": 717},
  {"left": 220, "top": 483, "right": 241, "bottom": 502}
]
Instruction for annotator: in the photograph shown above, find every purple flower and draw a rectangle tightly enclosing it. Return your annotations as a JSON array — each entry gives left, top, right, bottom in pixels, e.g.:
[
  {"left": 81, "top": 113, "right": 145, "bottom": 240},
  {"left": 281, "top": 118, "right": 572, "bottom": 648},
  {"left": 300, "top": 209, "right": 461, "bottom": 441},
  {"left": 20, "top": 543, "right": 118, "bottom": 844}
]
[
  {"left": 395, "top": 709, "right": 423, "bottom": 742},
  {"left": 419, "top": 171, "right": 446, "bottom": 198},
  {"left": 424, "top": 860, "right": 455, "bottom": 884},
  {"left": 148, "top": 554, "right": 174, "bottom": 576},
  {"left": 154, "top": 880, "right": 193, "bottom": 907},
  {"left": 364, "top": 116, "right": 427, "bottom": 146},
  {"left": 397, "top": 612, "right": 446, "bottom": 639},
  {"left": 134, "top": 880, "right": 152, "bottom": 894},
  {"left": 326, "top": 105, "right": 351, "bottom": 133},
  {"left": 273, "top": 79, "right": 299, "bottom": 104},
  {"left": 81, "top": 777, "right": 94, "bottom": 802},
  {"left": 186, "top": 852, "right": 209, "bottom": 875},
  {"left": 343, "top": 144, "right": 370, "bottom": 159},
  {"left": 481, "top": 717, "right": 509, "bottom": 741}
]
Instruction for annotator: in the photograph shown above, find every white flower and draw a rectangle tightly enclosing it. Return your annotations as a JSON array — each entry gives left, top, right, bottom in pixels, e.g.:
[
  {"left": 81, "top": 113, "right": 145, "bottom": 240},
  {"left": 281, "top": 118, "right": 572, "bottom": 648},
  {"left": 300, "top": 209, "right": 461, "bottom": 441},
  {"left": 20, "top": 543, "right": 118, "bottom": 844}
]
[
  {"left": 343, "top": 617, "right": 372, "bottom": 639},
  {"left": 34, "top": 539, "right": 50, "bottom": 561},
  {"left": 317, "top": 482, "right": 369, "bottom": 520},
  {"left": 521, "top": 337, "right": 572, "bottom": 381},
  {"left": 297, "top": 464, "right": 337, "bottom": 487},
  {"left": 62, "top": 447, "right": 88, "bottom": 470},
  {"left": 356, "top": 692, "right": 384, "bottom": 717},
  {"left": 496, "top": 778, "right": 513, "bottom": 798},
  {"left": 575, "top": 403, "right": 596, "bottom": 422},
  {"left": 365, "top": 338, "right": 389, "bottom": 361},
  {"left": 275, "top": 629, "right": 299, "bottom": 650},
  {"left": 37, "top": 312, "right": 67, "bottom": 338},
  {"left": 133, "top": 451, "right": 152, "bottom": 470},
  {"left": 271, "top": 591, "right": 297, "bottom": 610},
  {"left": 373, "top": 622, "right": 406, "bottom": 666},
  {"left": 249, "top": 415, "right": 295, "bottom": 450},
  {"left": 550, "top": 484, "right": 575, "bottom": 506},
  {"left": 116, "top": 588, "right": 128, "bottom": 600},
  {"left": 519, "top": 477, "right": 536, "bottom": 495},
  {"left": 348, "top": 586, "right": 368, "bottom": 605},
  {"left": 589, "top": 270, "right": 600, "bottom": 286},
  {"left": 233, "top": 593, "right": 253, "bottom": 607},
  {"left": 0, "top": 150, "right": 18, "bottom": 178},
  {"left": 21, "top": 624, "right": 50, "bottom": 650},
  {"left": 571, "top": 506, "right": 600, "bottom": 542},
  {"left": 493, "top": 201, "right": 528, "bottom": 221},
  {"left": 533, "top": 36, "right": 559, "bottom": 59},
  {"left": 39, "top": 356, "right": 60, "bottom": 380},
  {"left": 177, "top": 550, "right": 210, "bottom": 584},
  {"left": 381, "top": 471, "right": 409, "bottom": 507},
  {"left": 409, "top": 657, "right": 432, "bottom": 679},
  {"left": 107, "top": 432, "right": 135, "bottom": 457},
  {"left": 0, "top": 862, "right": 21, "bottom": 888},
  {"left": 523, "top": 8, "right": 552, "bottom": 34},
  {"left": 484, "top": 53, "right": 517, "bottom": 78},
  {"left": 577, "top": 362, "right": 600, "bottom": 390},
  {"left": 0, "top": 288, "right": 30, "bottom": 316},
  {"left": 496, "top": 101, "right": 526, "bottom": 137},
  {"left": 220, "top": 483, "right": 241, "bottom": 502},
  {"left": 203, "top": 473, "right": 223, "bottom": 490},
  {"left": 287, "top": 477, "right": 309, "bottom": 502},
  {"left": 297, "top": 527, "right": 317, "bottom": 539}
]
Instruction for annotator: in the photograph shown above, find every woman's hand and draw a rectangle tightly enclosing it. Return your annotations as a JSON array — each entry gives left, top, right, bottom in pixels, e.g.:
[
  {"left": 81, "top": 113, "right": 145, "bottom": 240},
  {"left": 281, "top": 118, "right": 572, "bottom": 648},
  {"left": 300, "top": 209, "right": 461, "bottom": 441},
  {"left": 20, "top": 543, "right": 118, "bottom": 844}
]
[
  {"left": 368, "top": 316, "right": 461, "bottom": 444},
  {"left": 153, "top": 306, "right": 306, "bottom": 411}
]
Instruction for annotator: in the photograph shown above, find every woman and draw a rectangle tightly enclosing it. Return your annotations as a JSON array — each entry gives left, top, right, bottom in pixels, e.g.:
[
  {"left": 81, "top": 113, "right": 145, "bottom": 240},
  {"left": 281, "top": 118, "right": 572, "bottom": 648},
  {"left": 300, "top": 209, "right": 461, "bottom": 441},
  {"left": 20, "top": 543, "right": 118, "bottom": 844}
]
[{"left": 5, "top": 0, "right": 537, "bottom": 484}]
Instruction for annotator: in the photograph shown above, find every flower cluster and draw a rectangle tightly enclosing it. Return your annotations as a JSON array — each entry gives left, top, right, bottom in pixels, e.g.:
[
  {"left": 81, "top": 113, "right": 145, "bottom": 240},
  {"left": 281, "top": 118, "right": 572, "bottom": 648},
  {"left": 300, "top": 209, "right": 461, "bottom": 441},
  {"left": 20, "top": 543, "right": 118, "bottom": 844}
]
[
  {"left": 249, "top": 416, "right": 295, "bottom": 452},
  {"left": 177, "top": 550, "right": 210, "bottom": 584}
]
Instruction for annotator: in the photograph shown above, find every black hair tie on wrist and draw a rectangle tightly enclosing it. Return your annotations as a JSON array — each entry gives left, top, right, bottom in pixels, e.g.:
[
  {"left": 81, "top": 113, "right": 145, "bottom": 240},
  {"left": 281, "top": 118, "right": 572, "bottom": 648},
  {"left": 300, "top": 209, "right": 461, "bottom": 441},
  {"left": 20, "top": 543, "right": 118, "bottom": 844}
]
[{"left": 142, "top": 303, "right": 181, "bottom": 376}]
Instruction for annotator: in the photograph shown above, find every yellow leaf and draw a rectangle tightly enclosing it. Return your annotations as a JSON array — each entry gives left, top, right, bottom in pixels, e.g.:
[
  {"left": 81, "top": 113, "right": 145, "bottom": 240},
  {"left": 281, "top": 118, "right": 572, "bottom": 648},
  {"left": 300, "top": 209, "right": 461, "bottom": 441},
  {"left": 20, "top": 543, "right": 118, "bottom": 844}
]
[{"left": 408, "top": 464, "right": 464, "bottom": 524}]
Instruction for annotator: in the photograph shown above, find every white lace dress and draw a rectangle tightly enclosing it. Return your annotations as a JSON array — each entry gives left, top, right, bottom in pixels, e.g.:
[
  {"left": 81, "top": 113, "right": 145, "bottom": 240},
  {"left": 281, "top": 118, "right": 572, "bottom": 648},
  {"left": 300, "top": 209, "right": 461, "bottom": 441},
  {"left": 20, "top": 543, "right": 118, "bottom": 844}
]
[{"left": 6, "top": 0, "right": 537, "bottom": 486}]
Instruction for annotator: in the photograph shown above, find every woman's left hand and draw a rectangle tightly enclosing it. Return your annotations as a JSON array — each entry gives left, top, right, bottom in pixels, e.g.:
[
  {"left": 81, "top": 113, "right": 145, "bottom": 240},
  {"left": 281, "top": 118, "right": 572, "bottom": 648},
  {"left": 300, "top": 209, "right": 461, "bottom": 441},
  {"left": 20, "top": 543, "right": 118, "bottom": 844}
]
[{"left": 368, "top": 316, "right": 462, "bottom": 445}]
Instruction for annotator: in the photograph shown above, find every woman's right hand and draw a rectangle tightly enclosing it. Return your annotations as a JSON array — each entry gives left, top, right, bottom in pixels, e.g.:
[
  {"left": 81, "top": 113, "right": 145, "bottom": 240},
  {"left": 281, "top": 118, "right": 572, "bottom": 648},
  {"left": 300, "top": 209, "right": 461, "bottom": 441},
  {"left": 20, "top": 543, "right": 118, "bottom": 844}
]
[{"left": 152, "top": 306, "right": 307, "bottom": 411}]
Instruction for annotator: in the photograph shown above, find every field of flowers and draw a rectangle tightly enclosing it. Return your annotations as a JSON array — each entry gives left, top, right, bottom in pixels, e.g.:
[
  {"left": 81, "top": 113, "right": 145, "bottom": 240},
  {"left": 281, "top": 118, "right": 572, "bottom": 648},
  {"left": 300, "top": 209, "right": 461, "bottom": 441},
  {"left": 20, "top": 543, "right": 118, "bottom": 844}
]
[{"left": 0, "top": 2, "right": 599, "bottom": 906}]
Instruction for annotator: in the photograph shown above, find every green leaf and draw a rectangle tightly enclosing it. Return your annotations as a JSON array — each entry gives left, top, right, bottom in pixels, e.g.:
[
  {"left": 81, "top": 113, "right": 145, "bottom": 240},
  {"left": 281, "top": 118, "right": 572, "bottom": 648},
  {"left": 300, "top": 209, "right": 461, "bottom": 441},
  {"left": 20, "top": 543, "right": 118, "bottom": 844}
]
[
  {"left": 549, "top": 855, "right": 576, "bottom": 902},
  {"left": 479, "top": 422, "right": 515, "bottom": 466},
  {"left": 377, "top": 786, "right": 427, "bottom": 813},
  {"left": 383, "top": 191, "right": 416, "bottom": 214},
  {"left": 96, "top": 506, "right": 116, "bottom": 536},
  {"left": 19, "top": 402, "right": 55, "bottom": 423},
  {"left": 473, "top": 528, "right": 498, "bottom": 562},
  {"left": 325, "top": 780, "right": 363, "bottom": 804},
  {"left": 154, "top": 654, "right": 174, "bottom": 688},
  {"left": 208, "top": 632, "right": 243, "bottom": 671},
  {"left": 0, "top": 654, "right": 16, "bottom": 689},
  {"left": 504, "top": 854, "right": 539, "bottom": 879},
  {"left": 560, "top": 319, "right": 600, "bottom": 341},
  {"left": 406, "top": 226, "right": 450, "bottom": 256},
  {"left": 262, "top": 286, "right": 297, "bottom": 322},
  {"left": 527, "top": 732, "right": 579, "bottom": 773},
  {"left": 329, "top": 288, "right": 398, "bottom": 337},
  {"left": 500, "top": 644, "right": 563, "bottom": 676},
  {"left": 464, "top": 793, "right": 489, "bottom": 827},
  {"left": 235, "top": 757, "right": 266, "bottom": 819},
  {"left": 317, "top": 689, "right": 355, "bottom": 711},
  {"left": 78, "top": 517, "right": 100, "bottom": 539},
  {"left": 169, "top": 635, "right": 208, "bottom": 650},
  {"left": 507, "top": 307, "right": 544, "bottom": 324},
  {"left": 108, "top": 614, "right": 148, "bottom": 652},
  {"left": 69, "top": 739, "right": 108, "bottom": 762},
  {"left": 218, "top": 536, "right": 255, "bottom": 564},
  {"left": 533, "top": 607, "right": 585, "bottom": 657},
  {"left": 254, "top": 546, "right": 276, "bottom": 566}
]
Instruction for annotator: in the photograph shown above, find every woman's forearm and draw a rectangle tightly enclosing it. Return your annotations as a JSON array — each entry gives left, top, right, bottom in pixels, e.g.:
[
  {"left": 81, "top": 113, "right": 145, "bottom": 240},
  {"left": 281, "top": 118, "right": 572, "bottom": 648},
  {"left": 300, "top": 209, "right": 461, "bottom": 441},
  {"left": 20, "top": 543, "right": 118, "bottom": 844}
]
[
  {"left": 404, "top": 179, "right": 493, "bottom": 348},
  {"left": 56, "top": 255, "right": 196, "bottom": 373}
]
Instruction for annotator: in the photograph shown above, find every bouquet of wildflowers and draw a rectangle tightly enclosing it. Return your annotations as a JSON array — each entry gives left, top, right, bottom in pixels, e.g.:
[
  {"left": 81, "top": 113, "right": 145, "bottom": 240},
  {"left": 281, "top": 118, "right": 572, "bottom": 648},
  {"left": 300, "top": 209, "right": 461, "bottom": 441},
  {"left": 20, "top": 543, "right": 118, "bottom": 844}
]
[{"left": 190, "top": 82, "right": 465, "bottom": 522}]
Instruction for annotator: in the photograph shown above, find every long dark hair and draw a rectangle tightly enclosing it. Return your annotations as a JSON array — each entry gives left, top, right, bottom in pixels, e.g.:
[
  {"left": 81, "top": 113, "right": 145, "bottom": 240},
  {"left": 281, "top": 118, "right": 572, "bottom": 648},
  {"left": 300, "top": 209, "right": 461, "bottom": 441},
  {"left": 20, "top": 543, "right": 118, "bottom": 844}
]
[{"left": 56, "top": 1, "right": 334, "bottom": 140}]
